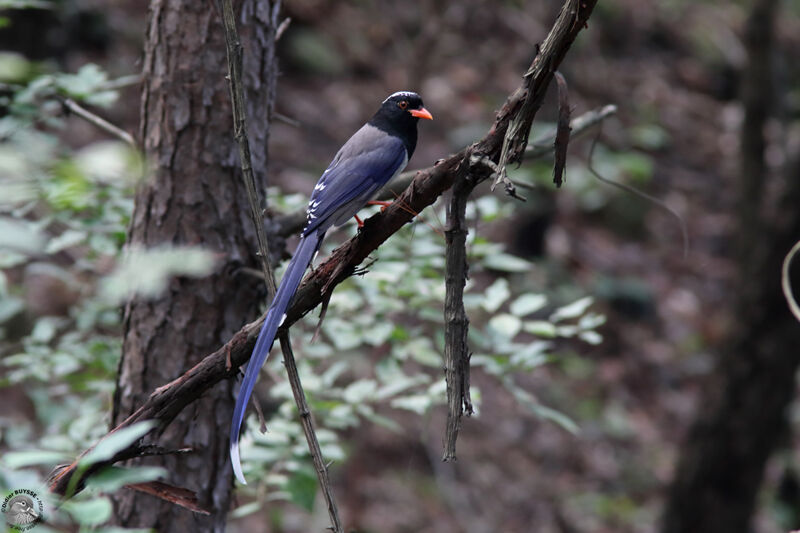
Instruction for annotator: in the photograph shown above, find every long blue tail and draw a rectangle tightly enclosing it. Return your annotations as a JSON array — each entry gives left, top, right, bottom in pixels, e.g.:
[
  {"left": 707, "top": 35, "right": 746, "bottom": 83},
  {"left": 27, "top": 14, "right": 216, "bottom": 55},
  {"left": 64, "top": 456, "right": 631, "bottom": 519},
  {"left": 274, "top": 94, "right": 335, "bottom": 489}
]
[{"left": 230, "top": 230, "right": 321, "bottom": 484}]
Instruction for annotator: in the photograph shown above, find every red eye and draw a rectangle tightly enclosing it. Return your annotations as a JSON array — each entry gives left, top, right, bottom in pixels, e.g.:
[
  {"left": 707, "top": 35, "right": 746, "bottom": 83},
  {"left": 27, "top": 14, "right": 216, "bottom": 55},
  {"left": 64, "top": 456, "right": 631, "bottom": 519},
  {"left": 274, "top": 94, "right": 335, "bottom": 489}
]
[{"left": 397, "top": 100, "right": 408, "bottom": 110}]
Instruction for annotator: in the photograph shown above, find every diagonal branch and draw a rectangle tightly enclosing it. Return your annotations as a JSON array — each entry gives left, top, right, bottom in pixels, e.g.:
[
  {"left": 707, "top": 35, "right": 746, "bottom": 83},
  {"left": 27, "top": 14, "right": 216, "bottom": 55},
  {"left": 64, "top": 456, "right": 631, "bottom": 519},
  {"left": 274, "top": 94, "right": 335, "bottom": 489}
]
[{"left": 47, "top": 0, "right": 598, "bottom": 499}]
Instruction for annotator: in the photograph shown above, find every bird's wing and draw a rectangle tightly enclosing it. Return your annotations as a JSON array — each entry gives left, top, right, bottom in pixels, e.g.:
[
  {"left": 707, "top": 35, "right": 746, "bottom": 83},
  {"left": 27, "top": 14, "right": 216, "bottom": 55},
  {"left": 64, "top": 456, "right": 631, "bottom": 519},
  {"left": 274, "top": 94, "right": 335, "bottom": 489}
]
[{"left": 303, "top": 125, "right": 407, "bottom": 235}]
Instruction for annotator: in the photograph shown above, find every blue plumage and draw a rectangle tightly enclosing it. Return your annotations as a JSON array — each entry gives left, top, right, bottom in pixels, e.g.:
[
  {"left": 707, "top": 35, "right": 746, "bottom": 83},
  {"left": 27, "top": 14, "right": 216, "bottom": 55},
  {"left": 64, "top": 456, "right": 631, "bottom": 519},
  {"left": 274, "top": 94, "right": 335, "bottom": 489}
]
[{"left": 230, "top": 92, "right": 431, "bottom": 484}]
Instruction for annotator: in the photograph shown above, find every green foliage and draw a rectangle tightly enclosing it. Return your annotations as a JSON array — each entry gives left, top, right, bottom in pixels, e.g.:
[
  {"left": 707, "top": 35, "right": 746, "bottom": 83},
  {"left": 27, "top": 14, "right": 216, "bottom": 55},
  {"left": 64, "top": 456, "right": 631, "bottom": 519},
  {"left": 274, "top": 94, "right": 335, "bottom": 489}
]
[
  {"left": 0, "top": 63, "right": 191, "bottom": 531},
  {"left": 234, "top": 194, "right": 604, "bottom": 512},
  {"left": 100, "top": 246, "right": 217, "bottom": 305}
]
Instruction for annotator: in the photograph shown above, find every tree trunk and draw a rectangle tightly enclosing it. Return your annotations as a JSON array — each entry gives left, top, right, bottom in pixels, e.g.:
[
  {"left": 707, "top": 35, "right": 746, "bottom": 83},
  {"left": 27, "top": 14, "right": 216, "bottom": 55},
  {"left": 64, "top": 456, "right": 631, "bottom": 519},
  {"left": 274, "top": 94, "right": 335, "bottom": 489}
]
[
  {"left": 661, "top": 1, "right": 800, "bottom": 532},
  {"left": 111, "top": 0, "right": 279, "bottom": 530}
]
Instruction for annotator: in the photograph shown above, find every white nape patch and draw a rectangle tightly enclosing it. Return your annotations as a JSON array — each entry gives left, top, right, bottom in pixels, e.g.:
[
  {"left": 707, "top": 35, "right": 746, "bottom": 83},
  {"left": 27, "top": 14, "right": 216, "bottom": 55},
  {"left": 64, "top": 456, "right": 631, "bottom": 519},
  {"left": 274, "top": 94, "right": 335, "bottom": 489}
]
[
  {"left": 279, "top": 313, "right": 287, "bottom": 327},
  {"left": 382, "top": 91, "right": 418, "bottom": 103}
]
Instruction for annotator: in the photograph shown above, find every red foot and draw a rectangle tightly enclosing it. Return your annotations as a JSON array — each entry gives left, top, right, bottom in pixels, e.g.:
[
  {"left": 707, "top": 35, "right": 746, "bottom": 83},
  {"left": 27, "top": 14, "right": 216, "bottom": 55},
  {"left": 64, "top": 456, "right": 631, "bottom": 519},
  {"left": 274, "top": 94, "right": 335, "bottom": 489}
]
[
  {"left": 367, "top": 200, "right": 393, "bottom": 213},
  {"left": 354, "top": 214, "right": 364, "bottom": 228}
]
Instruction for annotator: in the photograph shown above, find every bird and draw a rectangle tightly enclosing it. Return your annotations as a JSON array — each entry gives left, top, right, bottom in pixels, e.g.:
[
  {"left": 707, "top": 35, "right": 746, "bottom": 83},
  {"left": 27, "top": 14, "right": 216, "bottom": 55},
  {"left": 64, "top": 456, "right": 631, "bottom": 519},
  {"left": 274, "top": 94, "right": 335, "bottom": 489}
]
[{"left": 230, "top": 91, "right": 432, "bottom": 484}]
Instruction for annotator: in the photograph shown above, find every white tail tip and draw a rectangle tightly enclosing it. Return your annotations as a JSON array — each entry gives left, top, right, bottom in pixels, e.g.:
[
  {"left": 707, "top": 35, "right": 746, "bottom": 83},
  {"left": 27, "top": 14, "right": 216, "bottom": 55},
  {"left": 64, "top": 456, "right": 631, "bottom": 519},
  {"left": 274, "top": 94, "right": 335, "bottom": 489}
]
[{"left": 230, "top": 441, "right": 248, "bottom": 485}]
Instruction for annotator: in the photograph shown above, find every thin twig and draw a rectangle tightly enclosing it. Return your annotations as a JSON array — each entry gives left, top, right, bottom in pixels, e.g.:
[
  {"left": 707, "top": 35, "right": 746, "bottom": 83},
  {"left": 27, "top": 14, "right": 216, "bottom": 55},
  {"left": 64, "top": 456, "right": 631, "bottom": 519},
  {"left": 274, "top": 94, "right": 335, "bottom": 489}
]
[
  {"left": 525, "top": 104, "right": 617, "bottom": 159},
  {"left": 274, "top": 112, "right": 301, "bottom": 127},
  {"left": 218, "top": 0, "right": 276, "bottom": 294},
  {"left": 275, "top": 17, "right": 291, "bottom": 42},
  {"left": 59, "top": 96, "right": 137, "bottom": 148},
  {"left": 97, "top": 74, "right": 143, "bottom": 91},
  {"left": 782, "top": 239, "right": 800, "bottom": 323},
  {"left": 218, "top": 2, "right": 343, "bottom": 531},
  {"left": 279, "top": 335, "right": 343, "bottom": 530},
  {"left": 587, "top": 128, "right": 690, "bottom": 259}
]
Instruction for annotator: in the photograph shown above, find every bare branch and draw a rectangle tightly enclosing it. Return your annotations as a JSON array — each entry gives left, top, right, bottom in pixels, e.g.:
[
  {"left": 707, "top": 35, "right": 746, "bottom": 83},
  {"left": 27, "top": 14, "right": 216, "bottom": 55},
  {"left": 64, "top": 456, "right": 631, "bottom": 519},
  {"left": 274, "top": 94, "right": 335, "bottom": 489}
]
[
  {"left": 443, "top": 153, "right": 478, "bottom": 461},
  {"left": 279, "top": 334, "right": 343, "bottom": 529},
  {"left": 782, "top": 239, "right": 800, "bottom": 323},
  {"left": 587, "top": 129, "right": 689, "bottom": 259},
  {"left": 525, "top": 103, "right": 616, "bottom": 159},
  {"left": 59, "top": 96, "right": 137, "bottom": 148},
  {"left": 553, "top": 71, "right": 571, "bottom": 187},
  {"left": 97, "top": 74, "right": 143, "bottom": 91}
]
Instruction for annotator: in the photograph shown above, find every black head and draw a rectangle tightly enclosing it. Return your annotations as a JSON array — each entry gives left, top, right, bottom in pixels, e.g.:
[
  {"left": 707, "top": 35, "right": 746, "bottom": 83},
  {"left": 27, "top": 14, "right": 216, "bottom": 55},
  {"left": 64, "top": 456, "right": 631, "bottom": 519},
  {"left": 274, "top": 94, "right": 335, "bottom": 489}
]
[{"left": 369, "top": 91, "right": 432, "bottom": 157}]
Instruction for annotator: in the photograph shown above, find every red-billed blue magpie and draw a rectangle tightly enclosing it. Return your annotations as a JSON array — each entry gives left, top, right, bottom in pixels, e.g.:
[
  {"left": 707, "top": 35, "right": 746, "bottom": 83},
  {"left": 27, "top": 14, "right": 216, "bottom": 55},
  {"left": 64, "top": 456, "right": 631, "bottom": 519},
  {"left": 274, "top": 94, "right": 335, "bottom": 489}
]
[{"left": 231, "top": 91, "right": 432, "bottom": 484}]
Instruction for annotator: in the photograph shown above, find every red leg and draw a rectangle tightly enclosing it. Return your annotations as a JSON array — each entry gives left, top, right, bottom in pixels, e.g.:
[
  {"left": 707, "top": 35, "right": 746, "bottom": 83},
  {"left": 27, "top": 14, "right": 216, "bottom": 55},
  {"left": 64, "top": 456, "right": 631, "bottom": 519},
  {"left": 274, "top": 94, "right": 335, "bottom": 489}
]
[
  {"left": 354, "top": 214, "right": 364, "bottom": 228},
  {"left": 367, "top": 200, "right": 393, "bottom": 212}
]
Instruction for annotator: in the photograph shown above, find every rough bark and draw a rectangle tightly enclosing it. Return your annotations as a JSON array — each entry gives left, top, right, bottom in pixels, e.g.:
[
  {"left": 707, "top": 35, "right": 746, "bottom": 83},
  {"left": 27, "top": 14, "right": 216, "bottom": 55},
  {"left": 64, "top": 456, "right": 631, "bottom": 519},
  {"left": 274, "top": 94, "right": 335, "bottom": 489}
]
[
  {"left": 110, "top": 0, "right": 278, "bottom": 530},
  {"left": 661, "top": 1, "right": 800, "bottom": 532}
]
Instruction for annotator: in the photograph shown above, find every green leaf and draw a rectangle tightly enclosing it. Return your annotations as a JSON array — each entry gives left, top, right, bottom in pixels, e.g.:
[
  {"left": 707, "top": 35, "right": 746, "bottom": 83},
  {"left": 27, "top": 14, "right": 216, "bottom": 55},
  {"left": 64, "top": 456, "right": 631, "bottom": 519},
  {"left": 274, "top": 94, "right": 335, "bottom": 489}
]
[
  {"left": 471, "top": 354, "right": 504, "bottom": 375},
  {"left": 100, "top": 246, "right": 217, "bottom": 304},
  {"left": 630, "top": 123, "right": 670, "bottom": 151},
  {"left": 532, "top": 404, "right": 579, "bottom": 434},
  {"left": 483, "top": 253, "right": 531, "bottom": 273},
  {"left": 0, "top": 51, "right": 35, "bottom": 82},
  {"left": 508, "top": 341, "right": 550, "bottom": 369},
  {"left": 92, "top": 528, "right": 152, "bottom": 533},
  {"left": 285, "top": 467, "right": 318, "bottom": 512},
  {"left": 3, "top": 449, "right": 70, "bottom": 468},
  {"left": 359, "top": 409, "right": 402, "bottom": 432},
  {"left": 230, "top": 501, "right": 262, "bottom": 519},
  {"left": 374, "top": 374, "right": 429, "bottom": 401},
  {"left": 523, "top": 320, "right": 557, "bottom": 338},
  {"left": 30, "top": 317, "right": 61, "bottom": 343},
  {"left": 550, "top": 296, "right": 594, "bottom": 322},
  {"left": 505, "top": 380, "right": 578, "bottom": 434},
  {"left": 0, "top": 296, "right": 25, "bottom": 324},
  {"left": 80, "top": 421, "right": 155, "bottom": 467},
  {"left": 342, "top": 379, "right": 377, "bottom": 403},
  {"left": 481, "top": 278, "right": 510, "bottom": 313},
  {"left": 0, "top": 1, "right": 55, "bottom": 10},
  {"left": 54, "top": 64, "right": 117, "bottom": 107},
  {"left": 62, "top": 496, "right": 113, "bottom": 526},
  {"left": 509, "top": 293, "right": 547, "bottom": 316},
  {"left": 403, "top": 338, "right": 442, "bottom": 367},
  {"left": 488, "top": 313, "right": 522, "bottom": 338},
  {"left": 579, "top": 331, "right": 603, "bottom": 345},
  {"left": 578, "top": 312, "right": 606, "bottom": 330},
  {"left": 0, "top": 217, "right": 47, "bottom": 254},
  {"left": 618, "top": 151, "right": 654, "bottom": 183},
  {"left": 391, "top": 394, "right": 432, "bottom": 415},
  {"left": 45, "top": 229, "right": 87, "bottom": 254},
  {"left": 86, "top": 465, "right": 166, "bottom": 492}
]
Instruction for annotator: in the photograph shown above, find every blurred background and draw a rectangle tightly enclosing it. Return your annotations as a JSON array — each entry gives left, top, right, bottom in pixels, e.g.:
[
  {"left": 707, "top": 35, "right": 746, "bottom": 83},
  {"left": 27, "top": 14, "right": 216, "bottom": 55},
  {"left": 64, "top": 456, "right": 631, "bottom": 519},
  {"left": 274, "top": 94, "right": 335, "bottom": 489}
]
[{"left": 1, "top": 0, "right": 799, "bottom": 532}]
